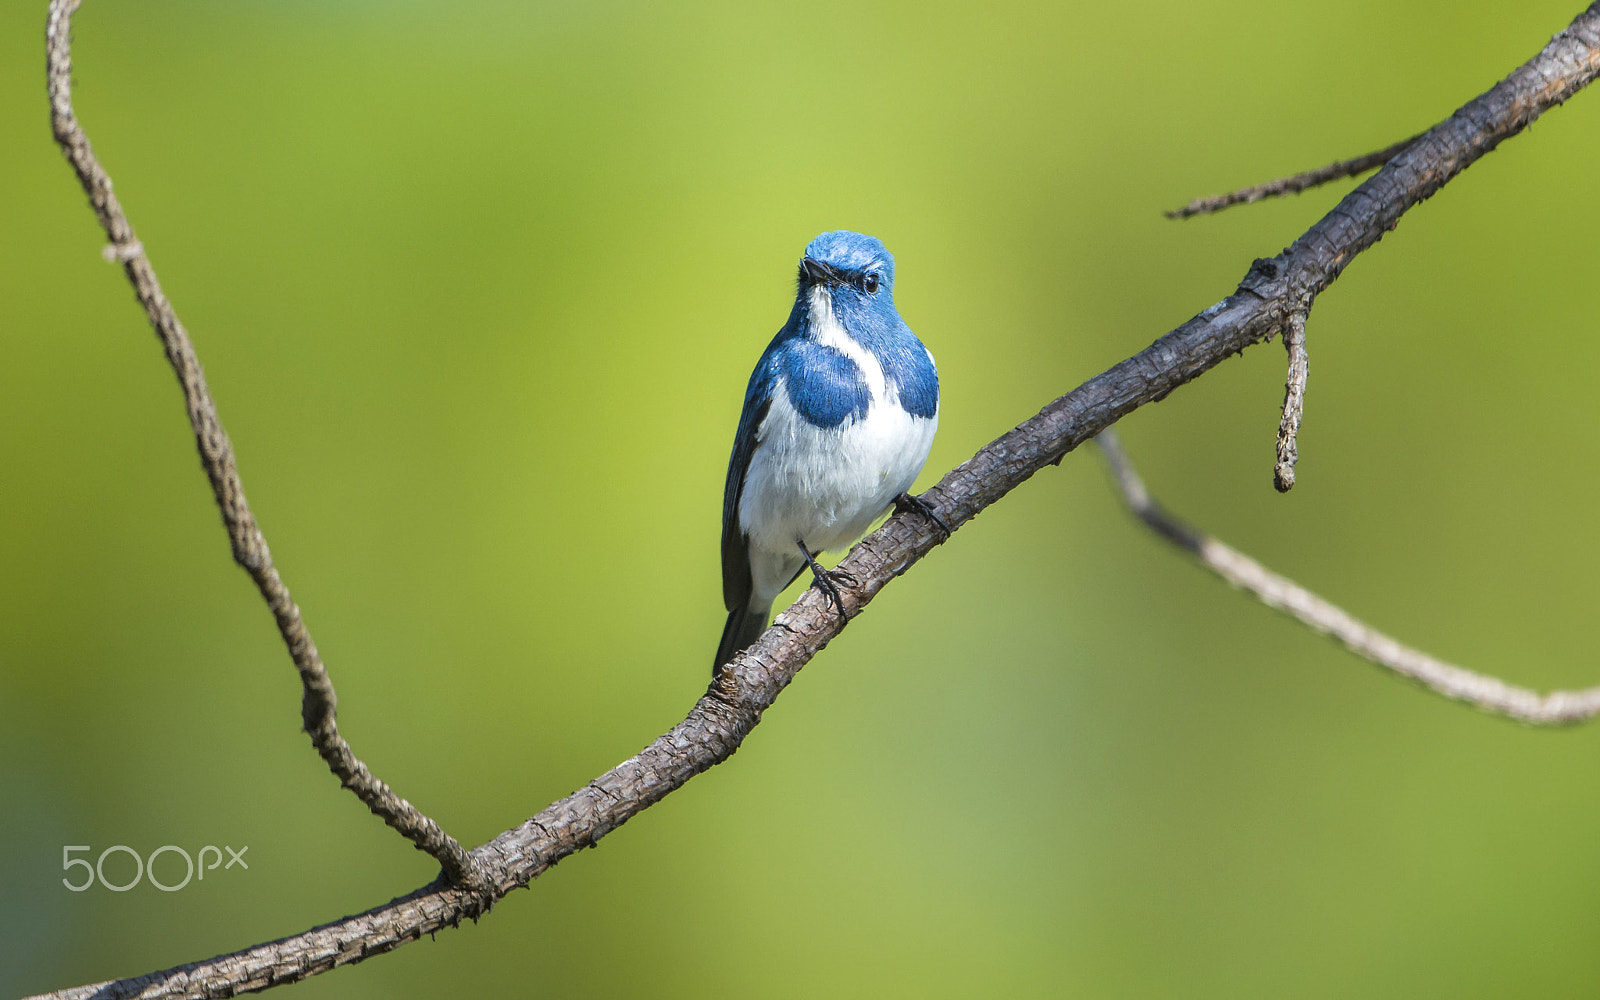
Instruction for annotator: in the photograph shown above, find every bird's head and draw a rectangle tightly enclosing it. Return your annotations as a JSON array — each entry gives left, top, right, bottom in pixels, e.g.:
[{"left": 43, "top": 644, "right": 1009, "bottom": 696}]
[{"left": 797, "top": 231, "right": 895, "bottom": 303}]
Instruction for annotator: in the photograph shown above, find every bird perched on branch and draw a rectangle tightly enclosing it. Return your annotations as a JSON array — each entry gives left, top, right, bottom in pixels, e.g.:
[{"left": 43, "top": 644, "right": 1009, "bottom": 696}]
[{"left": 717, "top": 231, "right": 944, "bottom": 671}]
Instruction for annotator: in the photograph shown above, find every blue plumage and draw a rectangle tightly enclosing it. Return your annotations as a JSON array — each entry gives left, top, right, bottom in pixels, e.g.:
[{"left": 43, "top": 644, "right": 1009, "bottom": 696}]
[
  {"left": 779, "top": 342, "right": 872, "bottom": 428},
  {"left": 716, "top": 231, "right": 940, "bottom": 670}
]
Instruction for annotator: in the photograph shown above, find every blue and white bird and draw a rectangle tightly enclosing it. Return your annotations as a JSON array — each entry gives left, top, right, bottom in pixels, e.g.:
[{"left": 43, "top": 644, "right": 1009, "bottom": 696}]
[{"left": 717, "top": 231, "right": 943, "bottom": 671}]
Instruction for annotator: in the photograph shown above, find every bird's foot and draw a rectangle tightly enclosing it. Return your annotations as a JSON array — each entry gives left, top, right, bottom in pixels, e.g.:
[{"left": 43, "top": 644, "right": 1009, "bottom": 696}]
[
  {"left": 893, "top": 491, "right": 953, "bottom": 540},
  {"left": 796, "top": 541, "right": 853, "bottom": 619}
]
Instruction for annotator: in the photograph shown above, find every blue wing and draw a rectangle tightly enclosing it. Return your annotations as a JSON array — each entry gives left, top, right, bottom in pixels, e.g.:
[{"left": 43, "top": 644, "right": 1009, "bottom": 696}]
[{"left": 721, "top": 357, "right": 776, "bottom": 614}]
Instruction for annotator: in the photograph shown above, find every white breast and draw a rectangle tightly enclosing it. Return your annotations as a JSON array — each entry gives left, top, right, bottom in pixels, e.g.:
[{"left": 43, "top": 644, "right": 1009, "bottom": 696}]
[{"left": 737, "top": 290, "right": 938, "bottom": 604}]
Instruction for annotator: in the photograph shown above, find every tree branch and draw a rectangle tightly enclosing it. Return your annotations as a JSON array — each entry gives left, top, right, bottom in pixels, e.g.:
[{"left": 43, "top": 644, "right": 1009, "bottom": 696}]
[
  {"left": 1274, "top": 308, "right": 1310, "bottom": 491},
  {"left": 44, "top": 0, "right": 487, "bottom": 897},
  {"left": 33, "top": 1, "right": 1600, "bottom": 996},
  {"left": 1095, "top": 429, "right": 1600, "bottom": 723},
  {"left": 1165, "top": 131, "right": 1425, "bottom": 219}
]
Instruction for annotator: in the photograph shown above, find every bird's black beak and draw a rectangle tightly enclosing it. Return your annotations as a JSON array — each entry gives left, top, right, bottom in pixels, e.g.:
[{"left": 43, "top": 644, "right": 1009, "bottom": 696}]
[{"left": 799, "top": 256, "right": 841, "bottom": 287}]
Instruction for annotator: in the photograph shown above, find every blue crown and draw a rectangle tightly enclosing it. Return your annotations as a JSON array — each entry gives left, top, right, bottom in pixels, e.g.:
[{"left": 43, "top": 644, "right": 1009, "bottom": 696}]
[{"left": 803, "top": 231, "right": 895, "bottom": 287}]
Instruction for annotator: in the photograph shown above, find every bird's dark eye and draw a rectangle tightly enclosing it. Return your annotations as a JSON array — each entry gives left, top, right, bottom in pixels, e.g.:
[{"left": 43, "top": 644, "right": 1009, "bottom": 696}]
[{"left": 863, "top": 273, "right": 880, "bottom": 294}]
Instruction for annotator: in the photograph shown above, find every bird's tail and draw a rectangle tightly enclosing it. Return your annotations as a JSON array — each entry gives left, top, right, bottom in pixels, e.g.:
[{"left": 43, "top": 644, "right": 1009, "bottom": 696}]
[{"left": 714, "top": 601, "right": 773, "bottom": 674}]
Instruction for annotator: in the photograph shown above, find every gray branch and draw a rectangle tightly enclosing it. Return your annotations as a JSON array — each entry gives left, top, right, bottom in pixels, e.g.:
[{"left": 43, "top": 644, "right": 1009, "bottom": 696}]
[
  {"left": 1097, "top": 429, "right": 1600, "bottom": 723},
  {"left": 44, "top": 0, "right": 487, "bottom": 897},
  {"left": 31, "top": 1, "right": 1600, "bottom": 997},
  {"left": 1165, "top": 131, "right": 1426, "bottom": 219},
  {"left": 1274, "top": 308, "right": 1310, "bottom": 491}
]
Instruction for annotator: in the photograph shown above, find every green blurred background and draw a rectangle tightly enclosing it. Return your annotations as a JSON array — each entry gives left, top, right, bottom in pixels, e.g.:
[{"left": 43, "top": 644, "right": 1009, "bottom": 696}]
[{"left": 4, "top": 0, "right": 1600, "bottom": 995}]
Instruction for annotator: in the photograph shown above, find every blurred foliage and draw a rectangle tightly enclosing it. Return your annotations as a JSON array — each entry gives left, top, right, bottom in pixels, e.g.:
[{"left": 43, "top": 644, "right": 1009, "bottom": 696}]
[{"left": 4, "top": 0, "right": 1600, "bottom": 995}]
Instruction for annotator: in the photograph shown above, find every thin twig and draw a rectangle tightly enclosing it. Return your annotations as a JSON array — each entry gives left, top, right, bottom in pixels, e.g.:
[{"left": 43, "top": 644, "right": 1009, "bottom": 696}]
[
  {"left": 44, "top": 0, "right": 487, "bottom": 897},
  {"left": 1166, "top": 131, "right": 1424, "bottom": 219},
  {"left": 1274, "top": 309, "right": 1309, "bottom": 491},
  {"left": 32, "top": 1, "right": 1600, "bottom": 996},
  {"left": 1096, "top": 429, "right": 1600, "bottom": 724}
]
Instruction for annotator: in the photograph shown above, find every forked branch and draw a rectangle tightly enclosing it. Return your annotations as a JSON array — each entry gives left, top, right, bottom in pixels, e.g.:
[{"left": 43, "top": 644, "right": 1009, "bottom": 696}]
[{"left": 33, "top": 1, "right": 1600, "bottom": 997}]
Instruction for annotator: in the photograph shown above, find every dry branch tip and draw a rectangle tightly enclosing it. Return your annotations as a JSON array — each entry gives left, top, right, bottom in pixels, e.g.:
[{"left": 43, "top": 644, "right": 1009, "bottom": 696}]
[
  {"left": 1166, "top": 132, "right": 1426, "bottom": 220},
  {"left": 1098, "top": 428, "right": 1600, "bottom": 725},
  {"left": 1273, "top": 309, "right": 1310, "bottom": 492}
]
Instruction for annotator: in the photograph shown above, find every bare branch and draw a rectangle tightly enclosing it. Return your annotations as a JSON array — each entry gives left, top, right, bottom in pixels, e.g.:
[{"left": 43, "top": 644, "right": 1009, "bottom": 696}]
[
  {"left": 1166, "top": 131, "right": 1425, "bottom": 219},
  {"left": 44, "top": 0, "right": 487, "bottom": 896},
  {"left": 1096, "top": 430, "right": 1600, "bottom": 724},
  {"left": 33, "top": 1, "right": 1600, "bottom": 997},
  {"left": 1274, "top": 309, "right": 1309, "bottom": 491}
]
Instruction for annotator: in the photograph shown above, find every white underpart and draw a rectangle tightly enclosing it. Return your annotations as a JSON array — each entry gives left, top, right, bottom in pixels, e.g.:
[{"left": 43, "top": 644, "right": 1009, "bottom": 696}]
[{"left": 737, "top": 287, "right": 938, "bottom": 608}]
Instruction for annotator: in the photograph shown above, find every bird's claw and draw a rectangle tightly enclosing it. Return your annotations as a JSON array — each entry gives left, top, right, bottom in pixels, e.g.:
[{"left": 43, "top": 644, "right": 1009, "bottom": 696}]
[
  {"left": 893, "top": 491, "right": 953, "bottom": 540},
  {"left": 826, "top": 567, "right": 858, "bottom": 587},
  {"left": 811, "top": 570, "right": 851, "bottom": 619},
  {"left": 796, "top": 541, "right": 853, "bottom": 620}
]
